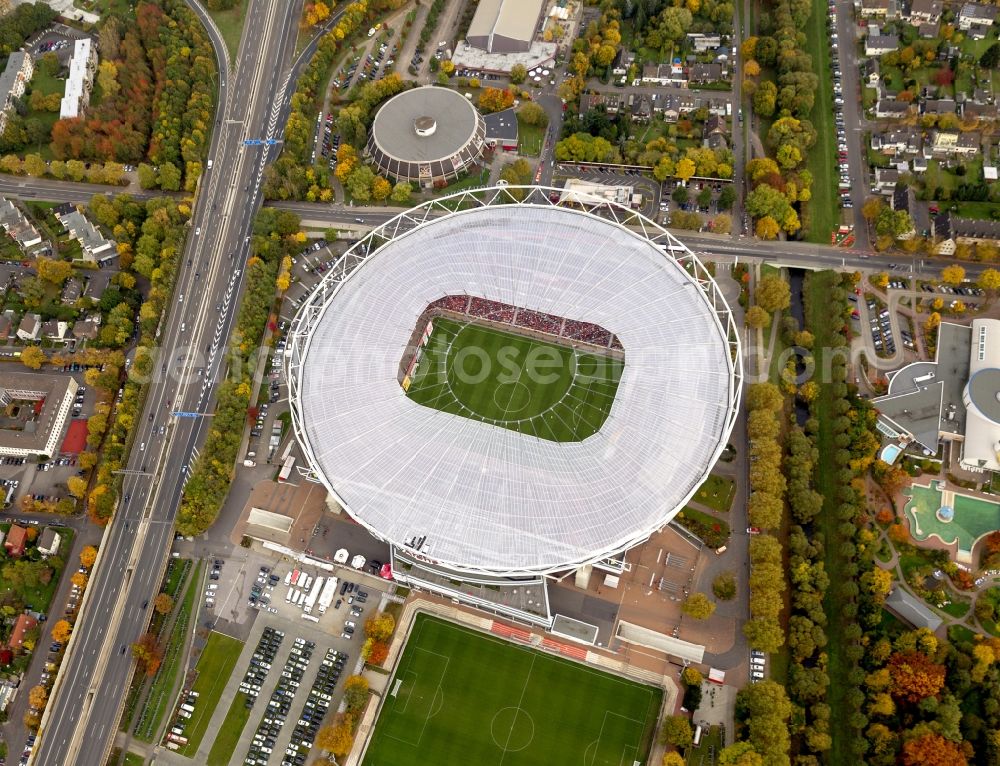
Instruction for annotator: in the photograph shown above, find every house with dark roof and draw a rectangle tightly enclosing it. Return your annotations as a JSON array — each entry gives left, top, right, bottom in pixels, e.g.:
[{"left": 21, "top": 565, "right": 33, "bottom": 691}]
[
  {"left": 612, "top": 48, "right": 635, "bottom": 76},
  {"left": 872, "top": 127, "right": 922, "bottom": 156},
  {"left": 866, "top": 32, "right": 901, "bottom": 55},
  {"left": 865, "top": 58, "right": 881, "bottom": 85},
  {"left": 922, "top": 97, "right": 956, "bottom": 115},
  {"left": 908, "top": 0, "right": 942, "bottom": 24},
  {"left": 483, "top": 108, "right": 518, "bottom": 152},
  {"left": 37, "top": 527, "right": 61, "bottom": 556},
  {"left": 892, "top": 185, "right": 928, "bottom": 237},
  {"left": 933, "top": 212, "right": 1000, "bottom": 254},
  {"left": 875, "top": 167, "right": 900, "bottom": 193},
  {"left": 876, "top": 98, "right": 911, "bottom": 118},
  {"left": 8, "top": 614, "right": 37, "bottom": 651},
  {"left": 15, "top": 313, "right": 39, "bottom": 342},
  {"left": 578, "top": 92, "right": 622, "bottom": 116},
  {"left": 688, "top": 62, "right": 724, "bottom": 84},
  {"left": 4, "top": 524, "right": 27, "bottom": 557},
  {"left": 629, "top": 94, "right": 651, "bottom": 123},
  {"left": 885, "top": 588, "right": 943, "bottom": 631},
  {"left": 958, "top": 2, "right": 998, "bottom": 37},
  {"left": 72, "top": 316, "right": 101, "bottom": 341}
]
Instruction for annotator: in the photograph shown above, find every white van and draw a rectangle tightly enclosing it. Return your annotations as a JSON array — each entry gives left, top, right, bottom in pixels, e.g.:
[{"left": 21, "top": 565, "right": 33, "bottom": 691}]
[{"left": 302, "top": 614, "right": 320, "bottom": 623}]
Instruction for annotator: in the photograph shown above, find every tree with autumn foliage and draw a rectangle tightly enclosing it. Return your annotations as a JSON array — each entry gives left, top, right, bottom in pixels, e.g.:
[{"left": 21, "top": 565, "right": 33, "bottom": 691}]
[
  {"left": 317, "top": 712, "right": 355, "bottom": 755},
  {"left": 154, "top": 593, "right": 174, "bottom": 614},
  {"left": 364, "top": 612, "right": 395, "bottom": 642},
  {"left": 889, "top": 651, "right": 947, "bottom": 704},
  {"left": 80, "top": 545, "right": 98, "bottom": 568},
  {"left": 303, "top": 0, "right": 330, "bottom": 25},
  {"left": 131, "top": 632, "right": 164, "bottom": 677},
  {"left": 478, "top": 87, "right": 516, "bottom": 114},
  {"left": 901, "top": 732, "right": 967, "bottom": 766},
  {"left": 28, "top": 685, "right": 47, "bottom": 709},
  {"left": 51, "top": 620, "right": 72, "bottom": 643}
]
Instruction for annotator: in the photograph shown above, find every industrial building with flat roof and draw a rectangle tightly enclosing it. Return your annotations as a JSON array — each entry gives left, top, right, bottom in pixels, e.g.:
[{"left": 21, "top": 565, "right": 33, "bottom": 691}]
[
  {"left": 874, "top": 318, "right": 1000, "bottom": 473},
  {"left": 467, "top": 0, "right": 546, "bottom": 53},
  {"left": 366, "top": 86, "right": 486, "bottom": 188},
  {"left": 0, "top": 372, "right": 78, "bottom": 457}
]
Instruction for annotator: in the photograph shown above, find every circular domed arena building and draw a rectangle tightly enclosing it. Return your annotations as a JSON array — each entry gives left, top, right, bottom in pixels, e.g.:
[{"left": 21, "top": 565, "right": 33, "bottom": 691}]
[{"left": 366, "top": 85, "right": 486, "bottom": 188}]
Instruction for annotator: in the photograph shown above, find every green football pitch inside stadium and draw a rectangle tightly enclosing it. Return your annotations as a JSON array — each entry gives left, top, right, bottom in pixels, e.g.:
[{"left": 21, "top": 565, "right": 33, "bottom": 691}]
[
  {"left": 362, "top": 615, "right": 662, "bottom": 766},
  {"left": 405, "top": 318, "right": 624, "bottom": 442}
]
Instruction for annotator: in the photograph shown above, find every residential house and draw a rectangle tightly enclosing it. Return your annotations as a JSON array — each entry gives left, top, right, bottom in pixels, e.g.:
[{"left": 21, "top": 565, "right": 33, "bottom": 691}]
[
  {"left": 911, "top": 156, "right": 928, "bottom": 173},
  {"left": 641, "top": 64, "right": 672, "bottom": 85},
  {"left": 0, "top": 51, "right": 32, "bottom": 136},
  {"left": 60, "top": 38, "right": 97, "bottom": 119},
  {"left": 71, "top": 316, "right": 101, "bottom": 341},
  {"left": 686, "top": 33, "right": 722, "bottom": 52},
  {"left": 4, "top": 524, "right": 27, "bottom": 557},
  {"left": 866, "top": 32, "right": 901, "bottom": 56},
  {"left": 578, "top": 92, "right": 622, "bottom": 116},
  {"left": 875, "top": 98, "right": 911, "bottom": 118},
  {"left": 612, "top": 48, "right": 635, "bottom": 77},
  {"left": 0, "top": 197, "right": 43, "bottom": 253},
  {"left": 61, "top": 278, "right": 82, "bottom": 306},
  {"left": 16, "top": 312, "right": 40, "bottom": 342},
  {"left": 933, "top": 212, "right": 1000, "bottom": 254},
  {"left": 8, "top": 614, "right": 37, "bottom": 651},
  {"left": 657, "top": 94, "right": 680, "bottom": 122},
  {"left": 703, "top": 114, "right": 726, "bottom": 137},
  {"left": 872, "top": 127, "right": 922, "bottom": 156},
  {"left": 865, "top": 58, "right": 881, "bottom": 85},
  {"left": 917, "top": 20, "right": 940, "bottom": 36},
  {"left": 707, "top": 132, "right": 728, "bottom": 150},
  {"left": 705, "top": 98, "right": 728, "bottom": 116},
  {"left": 963, "top": 99, "right": 998, "bottom": 120},
  {"left": 930, "top": 131, "right": 979, "bottom": 156},
  {"left": 689, "top": 62, "right": 724, "bottom": 84},
  {"left": 907, "top": 0, "right": 942, "bottom": 24},
  {"left": 41, "top": 319, "right": 69, "bottom": 343},
  {"left": 875, "top": 167, "right": 900, "bottom": 193},
  {"left": 922, "top": 97, "right": 957, "bottom": 115},
  {"left": 958, "top": 3, "right": 998, "bottom": 37},
  {"left": 859, "top": 0, "right": 892, "bottom": 18},
  {"left": 53, "top": 203, "right": 116, "bottom": 264},
  {"left": 629, "top": 93, "right": 651, "bottom": 123},
  {"left": 37, "top": 527, "right": 61, "bottom": 556},
  {"left": 891, "top": 185, "right": 927, "bottom": 237}
]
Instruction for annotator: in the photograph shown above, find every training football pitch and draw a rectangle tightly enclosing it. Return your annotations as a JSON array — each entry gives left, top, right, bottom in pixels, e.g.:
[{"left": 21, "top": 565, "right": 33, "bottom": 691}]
[
  {"left": 405, "top": 318, "right": 623, "bottom": 442},
  {"left": 362, "top": 615, "right": 662, "bottom": 766}
]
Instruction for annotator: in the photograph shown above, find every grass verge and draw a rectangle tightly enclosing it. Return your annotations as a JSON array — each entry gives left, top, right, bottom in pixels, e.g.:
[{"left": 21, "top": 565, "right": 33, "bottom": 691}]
[
  {"left": 803, "top": 0, "right": 835, "bottom": 243},
  {"left": 207, "top": 693, "right": 252, "bottom": 766},
  {"left": 805, "top": 271, "right": 849, "bottom": 766},
  {"left": 206, "top": 0, "right": 246, "bottom": 62},
  {"left": 177, "top": 632, "right": 244, "bottom": 756},
  {"left": 133, "top": 562, "right": 202, "bottom": 743},
  {"left": 692, "top": 473, "right": 736, "bottom": 512},
  {"left": 516, "top": 114, "right": 544, "bottom": 157}
]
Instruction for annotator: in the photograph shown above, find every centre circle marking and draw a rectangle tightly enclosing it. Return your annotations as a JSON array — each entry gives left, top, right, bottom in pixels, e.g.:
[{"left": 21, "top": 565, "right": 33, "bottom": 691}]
[{"left": 490, "top": 706, "right": 535, "bottom": 752}]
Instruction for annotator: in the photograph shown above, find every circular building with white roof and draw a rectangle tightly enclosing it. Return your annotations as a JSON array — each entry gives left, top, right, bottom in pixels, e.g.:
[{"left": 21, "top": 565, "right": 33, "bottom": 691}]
[
  {"left": 287, "top": 186, "right": 741, "bottom": 576},
  {"left": 366, "top": 85, "right": 486, "bottom": 188}
]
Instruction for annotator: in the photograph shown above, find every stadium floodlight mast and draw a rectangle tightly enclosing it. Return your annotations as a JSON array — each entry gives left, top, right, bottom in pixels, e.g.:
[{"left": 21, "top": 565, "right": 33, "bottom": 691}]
[{"left": 286, "top": 185, "right": 743, "bottom": 577}]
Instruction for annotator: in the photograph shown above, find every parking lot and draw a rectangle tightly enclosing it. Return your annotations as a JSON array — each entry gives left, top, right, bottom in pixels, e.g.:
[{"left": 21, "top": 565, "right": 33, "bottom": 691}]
[
  {"left": 166, "top": 556, "right": 383, "bottom": 765},
  {"left": 828, "top": 0, "right": 853, "bottom": 210}
]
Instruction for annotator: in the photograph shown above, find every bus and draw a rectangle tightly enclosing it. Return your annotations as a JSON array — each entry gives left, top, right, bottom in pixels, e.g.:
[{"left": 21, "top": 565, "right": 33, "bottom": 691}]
[{"left": 278, "top": 456, "right": 296, "bottom": 482}]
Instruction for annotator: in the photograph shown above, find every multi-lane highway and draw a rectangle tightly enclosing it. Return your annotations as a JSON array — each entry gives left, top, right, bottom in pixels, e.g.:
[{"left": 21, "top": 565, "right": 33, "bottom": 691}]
[{"left": 31, "top": 1, "right": 305, "bottom": 763}]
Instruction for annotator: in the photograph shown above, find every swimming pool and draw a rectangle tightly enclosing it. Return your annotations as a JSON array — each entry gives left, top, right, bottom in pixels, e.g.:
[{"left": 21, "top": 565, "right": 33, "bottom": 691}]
[{"left": 881, "top": 443, "right": 903, "bottom": 464}]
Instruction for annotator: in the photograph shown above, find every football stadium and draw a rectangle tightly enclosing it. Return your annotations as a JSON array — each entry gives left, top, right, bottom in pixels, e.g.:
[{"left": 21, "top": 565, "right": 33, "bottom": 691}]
[{"left": 287, "top": 186, "right": 741, "bottom": 596}]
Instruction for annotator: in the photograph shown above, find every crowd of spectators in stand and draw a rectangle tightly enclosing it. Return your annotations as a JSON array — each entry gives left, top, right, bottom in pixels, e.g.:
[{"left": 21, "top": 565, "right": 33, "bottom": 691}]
[
  {"left": 427, "top": 294, "right": 620, "bottom": 349},
  {"left": 515, "top": 309, "right": 562, "bottom": 335},
  {"left": 563, "top": 319, "right": 612, "bottom": 347}
]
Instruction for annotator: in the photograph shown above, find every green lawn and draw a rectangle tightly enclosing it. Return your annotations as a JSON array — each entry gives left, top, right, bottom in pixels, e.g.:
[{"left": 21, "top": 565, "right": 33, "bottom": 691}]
[
  {"left": 804, "top": 0, "right": 836, "bottom": 242},
  {"left": 122, "top": 753, "right": 144, "bottom": 766},
  {"left": 363, "top": 615, "right": 662, "bottom": 766},
  {"left": 207, "top": 0, "right": 246, "bottom": 62},
  {"left": 805, "top": 272, "right": 851, "bottom": 766},
  {"left": 134, "top": 562, "right": 201, "bottom": 743},
  {"left": 692, "top": 473, "right": 736, "bottom": 512},
  {"left": 207, "top": 693, "right": 252, "bottom": 766},
  {"left": 517, "top": 115, "right": 545, "bottom": 157},
  {"left": 686, "top": 724, "right": 723, "bottom": 765},
  {"left": 177, "top": 631, "right": 244, "bottom": 757},
  {"left": 406, "top": 317, "right": 623, "bottom": 442},
  {"left": 0, "top": 525, "right": 74, "bottom": 614}
]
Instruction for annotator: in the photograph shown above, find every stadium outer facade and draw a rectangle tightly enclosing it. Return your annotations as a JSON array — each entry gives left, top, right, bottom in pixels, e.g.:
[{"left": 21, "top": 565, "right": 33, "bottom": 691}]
[{"left": 286, "top": 186, "right": 742, "bottom": 627}]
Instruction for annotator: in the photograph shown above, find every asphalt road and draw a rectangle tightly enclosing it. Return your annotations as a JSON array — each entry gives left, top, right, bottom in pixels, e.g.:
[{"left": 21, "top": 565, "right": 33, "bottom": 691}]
[
  {"left": 31, "top": 2, "right": 306, "bottom": 764},
  {"left": 834, "top": 0, "right": 871, "bottom": 249},
  {"left": 271, "top": 198, "right": 982, "bottom": 280},
  {"left": 0, "top": 176, "right": 172, "bottom": 204}
]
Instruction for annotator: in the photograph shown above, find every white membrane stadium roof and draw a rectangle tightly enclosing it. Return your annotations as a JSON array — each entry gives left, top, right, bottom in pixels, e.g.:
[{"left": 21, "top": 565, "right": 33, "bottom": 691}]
[{"left": 293, "top": 203, "right": 736, "bottom": 575}]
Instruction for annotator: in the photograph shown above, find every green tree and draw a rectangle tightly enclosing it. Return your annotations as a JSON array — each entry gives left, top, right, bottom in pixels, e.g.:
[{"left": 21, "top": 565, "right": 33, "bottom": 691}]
[
  {"left": 745, "top": 305, "right": 770, "bottom": 329},
  {"left": 390, "top": 181, "right": 412, "bottom": 204},
  {"left": 756, "top": 274, "right": 791, "bottom": 313},
  {"left": 659, "top": 715, "right": 693, "bottom": 747},
  {"left": 510, "top": 63, "right": 527, "bottom": 84},
  {"left": 712, "top": 571, "right": 737, "bottom": 600},
  {"left": 681, "top": 592, "right": 716, "bottom": 619},
  {"left": 158, "top": 162, "right": 181, "bottom": 191},
  {"left": 518, "top": 101, "right": 548, "bottom": 127},
  {"left": 752, "top": 80, "right": 777, "bottom": 117}
]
